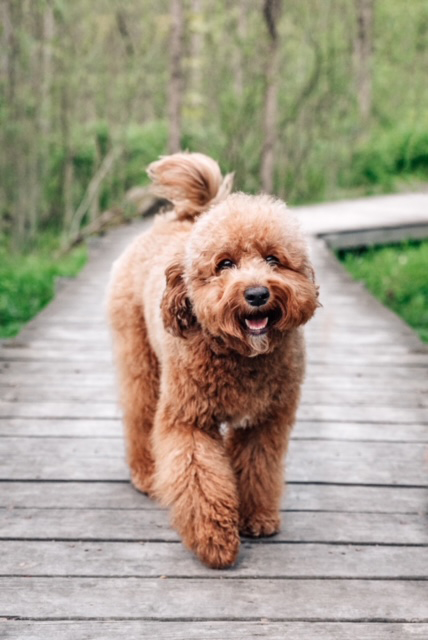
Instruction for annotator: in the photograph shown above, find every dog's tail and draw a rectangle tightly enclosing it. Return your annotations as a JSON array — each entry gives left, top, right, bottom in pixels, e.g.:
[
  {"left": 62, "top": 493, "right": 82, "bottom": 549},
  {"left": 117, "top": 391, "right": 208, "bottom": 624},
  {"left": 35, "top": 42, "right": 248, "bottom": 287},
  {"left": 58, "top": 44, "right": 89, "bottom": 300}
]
[{"left": 147, "top": 152, "right": 234, "bottom": 221}]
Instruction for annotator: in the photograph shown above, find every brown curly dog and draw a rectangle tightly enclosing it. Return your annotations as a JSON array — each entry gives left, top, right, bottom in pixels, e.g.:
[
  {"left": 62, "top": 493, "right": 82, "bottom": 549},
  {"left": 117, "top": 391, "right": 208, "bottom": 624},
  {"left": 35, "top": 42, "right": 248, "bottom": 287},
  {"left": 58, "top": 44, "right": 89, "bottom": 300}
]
[{"left": 107, "top": 152, "right": 319, "bottom": 568}]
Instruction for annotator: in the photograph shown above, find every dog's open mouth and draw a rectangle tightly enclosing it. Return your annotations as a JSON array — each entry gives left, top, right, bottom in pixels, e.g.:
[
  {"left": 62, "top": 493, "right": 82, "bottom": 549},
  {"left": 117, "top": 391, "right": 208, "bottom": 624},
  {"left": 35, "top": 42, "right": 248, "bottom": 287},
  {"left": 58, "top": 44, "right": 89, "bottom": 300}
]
[{"left": 242, "top": 308, "right": 282, "bottom": 336}]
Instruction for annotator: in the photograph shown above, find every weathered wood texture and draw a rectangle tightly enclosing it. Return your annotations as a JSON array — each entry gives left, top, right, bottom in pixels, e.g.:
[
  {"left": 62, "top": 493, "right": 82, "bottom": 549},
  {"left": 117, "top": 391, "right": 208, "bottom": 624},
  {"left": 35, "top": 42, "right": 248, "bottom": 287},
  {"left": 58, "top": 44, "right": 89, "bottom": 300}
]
[
  {"left": 2, "top": 621, "right": 428, "bottom": 640},
  {"left": 1, "top": 577, "right": 428, "bottom": 619},
  {"left": 0, "top": 209, "right": 427, "bottom": 640}
]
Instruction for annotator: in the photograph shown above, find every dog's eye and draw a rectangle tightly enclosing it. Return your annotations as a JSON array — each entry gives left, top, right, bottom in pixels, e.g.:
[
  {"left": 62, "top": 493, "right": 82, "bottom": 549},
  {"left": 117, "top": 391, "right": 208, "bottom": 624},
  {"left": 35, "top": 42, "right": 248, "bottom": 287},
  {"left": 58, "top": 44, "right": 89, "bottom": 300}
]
[
  {"left": 266, "top": 255, "right": 280, "bottom": 266},
  {"left": 217, "top": 259, "right": 235, "bottom": 271}
]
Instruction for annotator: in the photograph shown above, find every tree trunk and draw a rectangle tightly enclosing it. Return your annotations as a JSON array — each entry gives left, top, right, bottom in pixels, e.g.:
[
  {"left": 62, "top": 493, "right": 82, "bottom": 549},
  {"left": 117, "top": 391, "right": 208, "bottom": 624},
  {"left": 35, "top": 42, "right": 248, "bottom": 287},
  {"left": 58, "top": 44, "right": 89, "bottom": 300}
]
[
  {"left": 4, "top": 0, "right": 28, "bottom": 248},
  {"left": 40, "top": 2, "right": 55, "bottom": 141},
  {"left": 189, "top": 0, "right": 203, "bottom": 112},
  {"left": 354, "top": 0, "right": 374, "bottom": 125},
  {"left": 61, "top": 80, "right": 74, "bottom": 233},
  {"left": 168, "top": 0, "right": 184, "bottom": 153},
  {"left": 235, "top": 0, "right": 248, "bottom": 96},
  {"left": 63, "top": 156, "right": 74, "bottom": 233},
  {"left": 261, "top": 0, "right": 282, "bottom": 194}
]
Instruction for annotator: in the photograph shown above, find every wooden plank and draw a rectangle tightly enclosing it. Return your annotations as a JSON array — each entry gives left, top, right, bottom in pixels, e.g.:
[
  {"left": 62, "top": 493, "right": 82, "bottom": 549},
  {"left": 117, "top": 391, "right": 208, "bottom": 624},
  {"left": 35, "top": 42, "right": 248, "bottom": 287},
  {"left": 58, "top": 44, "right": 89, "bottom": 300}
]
[
  {"left": 1, "top": 508, "right": 426, "bottom": 545},
  {"left": 2, "top": 481, "right": 424, "bottom": 514},
  {"left": 1, "top": 345, "right": 427, "bottom": 365},
  {"left": 7, "top": 328, "right": 422, "bottom": 347},
  {"left": 0, "top": 348, "right": 113, "bottom": 363},
  {"left": 305, "top": 353, "right": 428, "bottom": 367},
  {"left": 322, "top": 223, "right": 428, "bottom": 249},
  {"left": 0, "top": 436, "right": 128, "bottom": 480},
  {"left": 312, "top": 294, "right": 415, "bottom": 309},
  {"left": 306, "top": 337, "right": 425, "bottom": 353},
  {"left": 297, "top": 193, "right": 428, "bottom": 236},
  {"left": 303, "top": 376, "right": 428, "bottom": 391},
  {"left": 0, "top": 418, "right": 122, "bottom": 437},
  {"left": 2, "top": 385, "right": 428, "bottom": 408},
  {"left": 18, "top": 326, "right": 111, "bottom": 340},
  {"left": 4, "top": 372, "right": 425, "bottom": 392},
  {"left": 301, "top": 389, "right": 428, "bottom": 408},
  {"left": 1, "top": 360, "right": 422, "bottom": 377},
  {"left": 2, "top": 621, "right": 428, "bottom": 640},
  {"left": 308, "top": 313, "right": 408, "bottom": 323},
  {"left": 1, "top": 577, "right": 427, "bottom": 620},
  {"left": 0, "top": 361, "right": 113, "bottom": 375},
  {"left": 2, "top": 417, "right": 426, "bottom": 442},
  {"left": 307, "top": 364, "right": 428, "bottom": 379},
  {"left": 1, "top": 400, "right": 427, "bottom": 423},
  {"left": 20, "top": 316, "right": 108, "bottom": 325},
  {"left": 2, "top": 340, "right": 111, "bottom": 352},
  {"left": 306, "top": 332, "right": 422, "bottom": 347},
  {"left": 297, "top": 405, "right": 428, "bottom": 424},
  {"left": 0, "top": 341, "right": 428, "bottom": 367},
  {"left": 0, "top": 387, "right": 116, "bottom": 403},
  {"left": 287, "top": 440, "right": 428, "bottom": 485},
  {"left": 17, "top": 320, "right": 411, "bottom": 337},
  {"left": 0, "top": 401, "right": 120, "bottom": 418},
  {"left": 311, "top": 305, "right": 417, "bottom": 328},
  {"left": 1, "top": 540, "right": 427, "bottom": 578},
  {"left": 0, "top": 374, "right": 115, "bottom": 387},
  {"left": 294, "top": 421, "right": 428, "bottom": 442},
  {"left": 1, "top": 437, "right": 426, "bottom": 486}
]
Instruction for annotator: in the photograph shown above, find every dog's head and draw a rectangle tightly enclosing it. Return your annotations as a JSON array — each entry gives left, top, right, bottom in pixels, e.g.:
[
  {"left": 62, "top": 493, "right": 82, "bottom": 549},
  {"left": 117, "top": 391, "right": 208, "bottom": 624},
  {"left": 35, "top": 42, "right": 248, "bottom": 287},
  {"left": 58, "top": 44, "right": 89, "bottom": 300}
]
[{"left": 161, "top": 193, "right": 320, "bottom": 356}]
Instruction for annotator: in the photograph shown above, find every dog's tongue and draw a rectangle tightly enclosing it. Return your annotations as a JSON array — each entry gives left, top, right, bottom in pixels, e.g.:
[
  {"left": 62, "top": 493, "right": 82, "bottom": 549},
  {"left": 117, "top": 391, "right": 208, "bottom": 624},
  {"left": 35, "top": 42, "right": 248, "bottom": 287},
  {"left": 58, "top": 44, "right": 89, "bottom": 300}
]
[{"left": 245, "top": 316, "right": 268, "bottom": 331}]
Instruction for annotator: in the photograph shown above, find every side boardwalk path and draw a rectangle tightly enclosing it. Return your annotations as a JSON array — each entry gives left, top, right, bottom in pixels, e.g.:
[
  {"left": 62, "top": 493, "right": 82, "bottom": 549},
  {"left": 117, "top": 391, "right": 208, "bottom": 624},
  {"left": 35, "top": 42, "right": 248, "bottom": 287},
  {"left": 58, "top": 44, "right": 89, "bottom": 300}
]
[{"left": 0, "top": 211, "right": 427, "bottom": 639}]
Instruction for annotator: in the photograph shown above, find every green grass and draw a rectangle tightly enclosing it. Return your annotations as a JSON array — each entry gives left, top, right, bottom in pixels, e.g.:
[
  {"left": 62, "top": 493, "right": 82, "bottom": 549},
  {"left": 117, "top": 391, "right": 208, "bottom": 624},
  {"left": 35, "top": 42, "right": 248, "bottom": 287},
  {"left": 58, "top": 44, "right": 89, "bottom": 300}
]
[
  {"left": 0, "top": 237, "right": 88, "bottom": 338},
  {"left": 339, "top": 239, "right": 428, "bottom": 343}
]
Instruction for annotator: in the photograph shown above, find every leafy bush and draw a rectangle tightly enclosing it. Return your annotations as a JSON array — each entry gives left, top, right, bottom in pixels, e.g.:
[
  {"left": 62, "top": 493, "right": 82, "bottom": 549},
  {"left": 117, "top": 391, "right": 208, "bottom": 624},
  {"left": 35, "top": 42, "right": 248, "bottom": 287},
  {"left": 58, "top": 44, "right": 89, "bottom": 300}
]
[
  {"left": 339, "top": 240, "right": 428, "bottom": 342},
  {"left": 345, "top": 125, "right": 428, "bottom": 190},
  {"left": 124, "top": 120, "right": 169, "bottom": 188}
]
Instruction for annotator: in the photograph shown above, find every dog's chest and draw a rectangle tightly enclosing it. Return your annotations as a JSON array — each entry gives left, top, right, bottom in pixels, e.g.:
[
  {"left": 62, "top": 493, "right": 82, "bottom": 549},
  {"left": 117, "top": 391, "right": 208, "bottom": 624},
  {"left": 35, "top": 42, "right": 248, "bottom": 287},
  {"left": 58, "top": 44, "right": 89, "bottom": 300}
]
[{"left": 201, "top": 355, "right": 286, "bottom": 425}]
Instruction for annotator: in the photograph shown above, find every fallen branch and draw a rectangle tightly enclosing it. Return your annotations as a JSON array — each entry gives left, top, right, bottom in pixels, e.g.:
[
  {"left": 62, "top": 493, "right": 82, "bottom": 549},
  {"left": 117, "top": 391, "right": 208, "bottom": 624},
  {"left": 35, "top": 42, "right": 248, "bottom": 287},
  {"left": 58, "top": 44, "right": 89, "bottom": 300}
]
[
  {"left": 57, "top": 208, "right": 125, "bottom": 257},
  {"left": 65, "top": 145, "right": 123, "bottom": 246},
  {"left": 57, "top": 190, "right": 169, "bottom": 258}
]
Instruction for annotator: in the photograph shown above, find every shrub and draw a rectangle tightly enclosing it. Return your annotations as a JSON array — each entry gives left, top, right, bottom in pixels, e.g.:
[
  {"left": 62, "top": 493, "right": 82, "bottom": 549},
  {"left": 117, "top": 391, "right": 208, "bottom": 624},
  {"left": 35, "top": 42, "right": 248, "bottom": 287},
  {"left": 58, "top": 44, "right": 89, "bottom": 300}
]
[
  {"left": 345, "top": 125, "right": 428, "bottom": 189},
  {"left": 339, "top": 240, "right": 428, "bottom": 343}
]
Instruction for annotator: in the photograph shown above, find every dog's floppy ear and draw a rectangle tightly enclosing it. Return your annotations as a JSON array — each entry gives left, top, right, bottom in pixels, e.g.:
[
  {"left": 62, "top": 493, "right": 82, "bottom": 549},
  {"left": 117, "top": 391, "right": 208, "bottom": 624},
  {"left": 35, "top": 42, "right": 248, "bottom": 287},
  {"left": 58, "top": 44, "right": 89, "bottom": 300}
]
[
  {"left": 161, "top": 259, "right": 197, "bottom": 337},
  {"left": 308, "top": 266, "right": 320, "bottom": 302},
  {"left": 303, "top": 260, "right": 321, "bottom": 303}
]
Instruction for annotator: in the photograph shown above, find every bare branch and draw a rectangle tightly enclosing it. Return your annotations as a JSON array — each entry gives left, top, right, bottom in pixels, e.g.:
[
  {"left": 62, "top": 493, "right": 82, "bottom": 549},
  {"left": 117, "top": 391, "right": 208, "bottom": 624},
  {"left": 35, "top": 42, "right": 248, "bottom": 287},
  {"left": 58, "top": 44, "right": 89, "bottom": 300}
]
[{"left": 66, "top": 146, "right": 123, "bottom": 245}]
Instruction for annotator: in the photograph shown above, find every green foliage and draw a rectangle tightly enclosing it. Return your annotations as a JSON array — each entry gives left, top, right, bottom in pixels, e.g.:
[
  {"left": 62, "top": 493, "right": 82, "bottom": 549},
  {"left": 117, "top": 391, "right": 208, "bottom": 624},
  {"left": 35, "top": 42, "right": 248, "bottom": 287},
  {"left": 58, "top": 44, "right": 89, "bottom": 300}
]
[
  {"left": 124, "top": 120, "right": 168, "bottom": 188},
  {"left": 2, "top": 0, "right": 428, "bottom": 246},
  {"left": 339, "top": 240, "right": 428, "bottom": 343},
  {"left": 0, "top": 237, "right": 87, "bottom": 338},
  {"left": 42, "top": 120, "right": 169, "bottom": 229},
  {"left": 94, "top": 121, "right": 111, "bottom": 157},
  {"left": 344, "top": 125, "right": 428, "bottom": 191}
]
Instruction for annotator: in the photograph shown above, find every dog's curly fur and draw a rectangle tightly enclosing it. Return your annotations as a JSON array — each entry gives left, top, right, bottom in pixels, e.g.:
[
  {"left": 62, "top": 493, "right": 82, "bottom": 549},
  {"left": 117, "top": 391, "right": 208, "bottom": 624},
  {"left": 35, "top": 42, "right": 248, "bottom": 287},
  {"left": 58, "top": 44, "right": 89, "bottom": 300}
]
[{"left": 107, "top": 152, "right": 319, "bottom": 568}]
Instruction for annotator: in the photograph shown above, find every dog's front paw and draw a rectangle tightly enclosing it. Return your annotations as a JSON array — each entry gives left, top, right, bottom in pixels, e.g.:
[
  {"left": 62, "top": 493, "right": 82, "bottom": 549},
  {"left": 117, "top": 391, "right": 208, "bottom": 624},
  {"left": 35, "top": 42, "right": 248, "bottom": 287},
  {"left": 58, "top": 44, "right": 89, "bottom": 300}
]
[
  {"left": 193, "top": 522, "right": 240, "bottom": 569},
  {"left": 130, "top": 467, "right": 154, "bottom": 496},
  {"left": 240, "top": 512, "right": 281, "bottom": 538},
  {"left": 177, "top": 511, "right": 240, "bottom": 569}
]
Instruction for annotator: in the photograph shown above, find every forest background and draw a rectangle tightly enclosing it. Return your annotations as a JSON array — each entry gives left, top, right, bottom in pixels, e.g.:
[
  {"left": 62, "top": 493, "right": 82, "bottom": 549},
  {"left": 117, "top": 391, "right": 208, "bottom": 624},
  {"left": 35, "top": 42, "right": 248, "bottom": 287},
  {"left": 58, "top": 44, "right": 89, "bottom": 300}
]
[{"left": 1, "top": 0, "right": 428, "bottom": 336}]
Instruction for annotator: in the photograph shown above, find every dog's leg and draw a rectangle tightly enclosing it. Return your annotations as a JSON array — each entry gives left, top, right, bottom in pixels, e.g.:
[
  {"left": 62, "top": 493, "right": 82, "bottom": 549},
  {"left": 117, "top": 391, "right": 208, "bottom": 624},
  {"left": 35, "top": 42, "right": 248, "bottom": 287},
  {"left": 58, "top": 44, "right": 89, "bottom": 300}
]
[
  {"left": 152, "top": 407, "right": 240, "bottom": 568},
  {"left": 226, "top": 416, "right": 293, "bottom": 538},
  {"left": 112, "top": 307, "right": 159, "bottom": 495}
]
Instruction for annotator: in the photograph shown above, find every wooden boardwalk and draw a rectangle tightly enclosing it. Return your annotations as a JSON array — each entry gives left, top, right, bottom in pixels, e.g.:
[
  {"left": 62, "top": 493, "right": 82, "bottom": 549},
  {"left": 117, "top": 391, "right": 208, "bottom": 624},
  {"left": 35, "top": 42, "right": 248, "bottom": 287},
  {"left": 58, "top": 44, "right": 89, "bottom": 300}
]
[{"left": 1, "top": 202, "right": 428, "bottom": 639}]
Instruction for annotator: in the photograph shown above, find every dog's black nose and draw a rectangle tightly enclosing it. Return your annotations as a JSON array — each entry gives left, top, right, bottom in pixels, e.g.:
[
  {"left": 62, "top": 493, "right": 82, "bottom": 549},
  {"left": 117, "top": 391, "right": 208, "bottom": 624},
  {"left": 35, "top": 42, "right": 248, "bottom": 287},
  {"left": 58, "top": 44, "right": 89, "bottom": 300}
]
[{"left": 244, "top": 286, "right": 270, "bottom": 307}]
